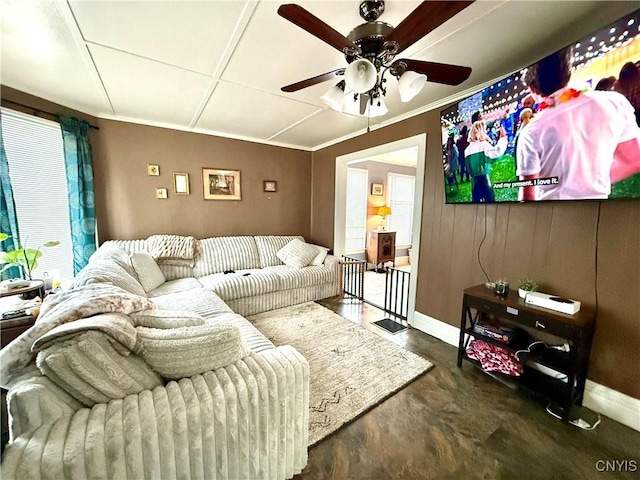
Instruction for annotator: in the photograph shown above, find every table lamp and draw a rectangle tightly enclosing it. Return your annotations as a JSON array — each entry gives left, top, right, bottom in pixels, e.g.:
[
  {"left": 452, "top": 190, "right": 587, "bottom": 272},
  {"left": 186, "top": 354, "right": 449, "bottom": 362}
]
[{"left": 377, "top": 205, "right": 391, "bottom": 231}]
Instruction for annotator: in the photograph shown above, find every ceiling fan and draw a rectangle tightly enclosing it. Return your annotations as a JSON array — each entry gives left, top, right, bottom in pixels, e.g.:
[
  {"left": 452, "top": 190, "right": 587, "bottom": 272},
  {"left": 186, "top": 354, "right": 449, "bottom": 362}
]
[{"left": 278, "top": 1, "right": 474, "bottom": 117}]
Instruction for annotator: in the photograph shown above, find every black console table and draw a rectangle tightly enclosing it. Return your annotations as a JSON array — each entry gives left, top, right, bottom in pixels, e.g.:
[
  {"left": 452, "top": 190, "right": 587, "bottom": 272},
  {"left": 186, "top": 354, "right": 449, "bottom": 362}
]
[{"left": 457, "top": 284, "right": 596, "bottom": 422}]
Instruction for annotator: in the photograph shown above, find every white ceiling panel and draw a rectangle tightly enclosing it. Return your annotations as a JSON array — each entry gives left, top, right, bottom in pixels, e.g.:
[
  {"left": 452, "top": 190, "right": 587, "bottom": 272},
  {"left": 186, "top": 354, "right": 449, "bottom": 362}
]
[
  {"left": 2, "top": 0, "right": 637, "bottom": 150},
  {"left": 270, "top": 107, "right": 383, "bottom": 147},
  {"left": 196, "top": 80, "right": 321, "bottom": 141},
  {"left": 69, "top": 0, "right": 248, "bottom": 75},
  {"left": 89, "top": 44, "right": 212, "bottom": 126},
  {"left": 1, "top": 0, "right": 110, "bottom": 114}
]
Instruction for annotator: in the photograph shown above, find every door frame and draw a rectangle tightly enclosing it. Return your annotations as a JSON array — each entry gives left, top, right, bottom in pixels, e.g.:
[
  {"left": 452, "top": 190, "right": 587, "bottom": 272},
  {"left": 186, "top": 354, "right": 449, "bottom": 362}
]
[{"left": 334, "top": 133, "right": 426, "bottom": 326}]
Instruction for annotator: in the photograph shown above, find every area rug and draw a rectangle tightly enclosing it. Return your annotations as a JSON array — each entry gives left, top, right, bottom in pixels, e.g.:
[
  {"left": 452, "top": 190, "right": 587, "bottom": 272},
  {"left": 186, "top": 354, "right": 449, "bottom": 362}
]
[{"left": 247, "top": 302, "right": 434, "bottom": 446}]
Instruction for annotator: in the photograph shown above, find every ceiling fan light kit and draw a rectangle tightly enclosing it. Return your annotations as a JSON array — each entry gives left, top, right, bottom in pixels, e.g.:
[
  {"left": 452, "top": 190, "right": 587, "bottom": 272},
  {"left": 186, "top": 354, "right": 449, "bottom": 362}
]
[
  {"left": 398, "top": 70, "right": 428, "bottom": 102},
  {"left": 278, "top": 1, "right": 474, "bottom": 118}
]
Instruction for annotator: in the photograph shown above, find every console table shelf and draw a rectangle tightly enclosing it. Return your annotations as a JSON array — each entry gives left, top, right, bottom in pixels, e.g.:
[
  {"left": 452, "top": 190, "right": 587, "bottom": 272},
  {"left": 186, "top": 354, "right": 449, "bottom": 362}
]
[{"left": 457, "top": 284, "right": 596, "bottom": 422}]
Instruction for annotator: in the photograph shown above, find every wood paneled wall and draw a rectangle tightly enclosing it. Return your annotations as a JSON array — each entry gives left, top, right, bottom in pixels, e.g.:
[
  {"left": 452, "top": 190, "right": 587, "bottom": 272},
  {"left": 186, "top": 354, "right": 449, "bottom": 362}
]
[{"left": 312, "top": 110, "right": 640, "bottom": 399}]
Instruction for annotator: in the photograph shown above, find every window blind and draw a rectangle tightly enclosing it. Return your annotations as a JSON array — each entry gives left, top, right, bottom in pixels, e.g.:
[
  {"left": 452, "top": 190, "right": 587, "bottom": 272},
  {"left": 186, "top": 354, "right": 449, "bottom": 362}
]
[
  {"left": 387, "top": 173, "right": 415, "bottom": 247},
  {"left": 2, "top": 108, "right": 75, "bottom": 280},
  {"left": 345, "top": 167, "right": 368, "bottom": 254}
]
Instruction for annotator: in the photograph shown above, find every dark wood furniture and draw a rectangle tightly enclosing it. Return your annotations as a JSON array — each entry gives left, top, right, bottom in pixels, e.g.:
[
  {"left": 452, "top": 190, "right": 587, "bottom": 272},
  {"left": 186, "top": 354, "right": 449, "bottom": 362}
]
[
  {"left": 457, "top": 284, "right": 596, "bottom": 422},
  {"left": 366, "top": 231, "right": 396, "bottom": 272}
]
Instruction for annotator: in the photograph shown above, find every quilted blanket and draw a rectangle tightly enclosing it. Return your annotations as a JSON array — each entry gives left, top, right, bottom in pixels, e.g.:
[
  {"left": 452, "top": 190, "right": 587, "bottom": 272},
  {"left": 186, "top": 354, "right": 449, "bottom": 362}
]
[
  {"left": 147, "top": 234, "right": 199, "bottom": 266},
  {"left": 0, "top": 284, "right": 154, "bottom": 389}
]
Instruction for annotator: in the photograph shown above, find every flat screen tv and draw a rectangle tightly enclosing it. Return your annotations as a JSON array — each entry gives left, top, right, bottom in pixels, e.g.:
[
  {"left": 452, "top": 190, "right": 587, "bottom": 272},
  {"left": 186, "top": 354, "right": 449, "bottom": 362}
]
[{"left": 441, "top": 9, "right": 640, "bottom": 204}]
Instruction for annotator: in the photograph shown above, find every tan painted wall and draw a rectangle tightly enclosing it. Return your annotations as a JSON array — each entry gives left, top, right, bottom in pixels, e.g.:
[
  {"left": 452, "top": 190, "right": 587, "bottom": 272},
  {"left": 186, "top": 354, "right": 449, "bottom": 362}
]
[
  {"left": 91, "top": 119, "right": 312, "bottom": 241},
  {"left": 311, "top": 111, "right": 640, "bottom": 400}
]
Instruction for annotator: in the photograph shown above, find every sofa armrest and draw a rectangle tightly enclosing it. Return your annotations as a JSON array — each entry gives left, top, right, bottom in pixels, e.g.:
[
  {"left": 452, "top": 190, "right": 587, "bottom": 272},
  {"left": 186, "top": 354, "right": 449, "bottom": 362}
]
[
  {"left": 2, "top": 346, "right": 309, "bottom": 480},
  {"left": 323, "top": 254, "right": 341, "bottom": 296}
]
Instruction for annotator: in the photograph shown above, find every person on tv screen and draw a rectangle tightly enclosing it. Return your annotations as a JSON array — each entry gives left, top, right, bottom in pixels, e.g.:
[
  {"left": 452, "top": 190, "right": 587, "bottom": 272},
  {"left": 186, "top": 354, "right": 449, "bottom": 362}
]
[
  {"left": 464, "top": 120, "right": 508, "bottom": 202},
  {"left": 517, "top": 46, "right": 640, "bottom": 201}
]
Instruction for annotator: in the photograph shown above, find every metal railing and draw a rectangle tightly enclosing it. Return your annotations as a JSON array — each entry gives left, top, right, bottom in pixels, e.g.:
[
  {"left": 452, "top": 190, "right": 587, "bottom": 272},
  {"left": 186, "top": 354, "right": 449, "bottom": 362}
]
[
  {"left": 383, "top": 266, "right": 411, "bottom": 321},
  {"left": 340, "top": 255, "right": 366, "bottom": 300}
]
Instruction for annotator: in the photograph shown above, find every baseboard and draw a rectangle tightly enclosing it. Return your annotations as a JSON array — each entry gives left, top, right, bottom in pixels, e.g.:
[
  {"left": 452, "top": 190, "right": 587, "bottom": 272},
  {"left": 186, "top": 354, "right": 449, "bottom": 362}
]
[
  {"left": 412, "top": 311, "right": 460, "bottom": 347},
  {"left": 583, "top": 380, "right": 640, "bottom": 431},
  {"left": 412, "top": 311, "right": 640, "bottom": 432}
]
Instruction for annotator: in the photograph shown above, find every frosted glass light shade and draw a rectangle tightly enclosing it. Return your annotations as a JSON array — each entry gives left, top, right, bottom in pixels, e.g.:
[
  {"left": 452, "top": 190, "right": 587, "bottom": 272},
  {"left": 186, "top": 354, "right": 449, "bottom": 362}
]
[
  {"left": 345, "top": 58, "right": 377, "bottom": 94},
  {"left": 321, "top": 84, "right": 345, "bottom": 111},
  {"left": 398, "top": 70, "right": 427, "bottom": 102},
  {"left": 366, "top": 96, "right": 388, "bottom": 117}
]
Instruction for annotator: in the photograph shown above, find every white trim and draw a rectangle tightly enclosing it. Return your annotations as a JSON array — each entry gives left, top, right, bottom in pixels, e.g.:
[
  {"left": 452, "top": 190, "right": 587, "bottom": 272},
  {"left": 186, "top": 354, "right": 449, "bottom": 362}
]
[
  {"left": 413, "top": 311, "right": 640, "bottom": 432},
  {"left": 412, "top": 311, "right": 460, "bottom": 348},
  {"left": 584, "top": 380, "right": 640, "bottom": 432},
  {"left": 335, "top": 134, "right": 426, "bottom": 326}
]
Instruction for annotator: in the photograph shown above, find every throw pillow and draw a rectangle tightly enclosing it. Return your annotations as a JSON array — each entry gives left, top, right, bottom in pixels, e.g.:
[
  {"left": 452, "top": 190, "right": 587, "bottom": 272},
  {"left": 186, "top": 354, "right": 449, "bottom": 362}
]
[
  {"left": 135, "top": 323, "right": 249, "bottom": 379},
  {"left": 130, "top": 309, "right": 206, "bottom": 329},
  {"left": 309, "top": 244, "right": 330, "bottom": 266},
  {"left": 276, "top": 239, "right": 318, "bottom": 269},
  {"left": 131, "top": 252, "right": 166, "bottom": 292}
]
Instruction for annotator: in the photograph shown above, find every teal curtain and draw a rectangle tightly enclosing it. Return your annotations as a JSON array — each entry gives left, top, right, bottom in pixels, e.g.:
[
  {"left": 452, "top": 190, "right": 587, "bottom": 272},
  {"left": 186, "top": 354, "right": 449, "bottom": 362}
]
[
  {"left": 59, "top": 115, "right": 96, "bottom": 274},
  {"left": 0, "top": 119, "right": 22, "bottom": 279}
]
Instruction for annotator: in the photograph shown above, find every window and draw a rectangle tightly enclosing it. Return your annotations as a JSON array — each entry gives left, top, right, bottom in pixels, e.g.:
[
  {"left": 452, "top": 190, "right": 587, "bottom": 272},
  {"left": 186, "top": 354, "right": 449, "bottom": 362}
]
[
  {"left": 2, "top": 108, "right": 75, "bottom": 280},
  {"left": 345, "top": 167, "right": 368, "bottom": 254},
  {"left": 387, "top": 173, "right": 415, "bottom": 247}
]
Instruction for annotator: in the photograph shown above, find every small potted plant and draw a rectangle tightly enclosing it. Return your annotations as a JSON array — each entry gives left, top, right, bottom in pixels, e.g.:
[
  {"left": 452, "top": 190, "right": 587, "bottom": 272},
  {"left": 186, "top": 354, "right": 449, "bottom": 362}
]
[
  {"left": 518, "top": 279, "right": 538, "bottom": 299},
  {"left": 0, "top": 232, "right": 59, "bottom": 281}
]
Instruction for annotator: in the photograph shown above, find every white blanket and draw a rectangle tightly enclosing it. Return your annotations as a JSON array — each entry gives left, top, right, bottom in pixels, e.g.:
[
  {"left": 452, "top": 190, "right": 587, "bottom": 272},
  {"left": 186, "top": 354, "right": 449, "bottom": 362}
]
[
  {"left": 0, "top": 284, "right": 155, "bottom": 389},
  {"left": 147, "top": 234, "right": 199, "bottom": 266}
]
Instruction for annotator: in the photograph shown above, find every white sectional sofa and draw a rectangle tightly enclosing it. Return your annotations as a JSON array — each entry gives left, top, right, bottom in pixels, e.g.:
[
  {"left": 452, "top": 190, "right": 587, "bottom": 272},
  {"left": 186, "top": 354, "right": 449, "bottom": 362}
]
[{"left": 0, "top": 235, "right": 339, "bottom": 479}]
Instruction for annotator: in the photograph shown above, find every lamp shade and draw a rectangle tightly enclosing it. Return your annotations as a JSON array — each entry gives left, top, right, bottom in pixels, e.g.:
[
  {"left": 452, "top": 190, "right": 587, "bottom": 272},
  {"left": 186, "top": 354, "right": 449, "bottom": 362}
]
[
  {"left": 321, "top": 83, "right": 345, "bottom": 111},
  {"left": 377, "top": 205, "right": 391, "bottom": 216},
  {"left": 398, "top": 70, "right": 427, "bottom": 102},
  {"left": 345, "top": 58, "right": 377, "bottom": 94},
  {"left": 365, "top": 96, "right": 388, "bottom": 117}
]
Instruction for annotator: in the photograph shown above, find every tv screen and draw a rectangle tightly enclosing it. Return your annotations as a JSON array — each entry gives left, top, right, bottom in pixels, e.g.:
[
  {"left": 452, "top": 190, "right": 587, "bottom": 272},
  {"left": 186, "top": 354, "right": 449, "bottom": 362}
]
[{"left": 441, "top": 9, "right": 640, "bottom": 204}]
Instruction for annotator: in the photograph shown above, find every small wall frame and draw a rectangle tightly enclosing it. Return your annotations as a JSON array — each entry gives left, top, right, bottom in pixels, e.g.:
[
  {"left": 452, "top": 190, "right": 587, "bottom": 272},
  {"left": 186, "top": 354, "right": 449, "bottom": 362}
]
[
  {"left": 173, "top": 172, "right": 190, "bottom": 195},
  {"left": 371, "top": 183, "right": 384, "bottom": 196},
  {"left": 263, "top": 180, "right": 277, "bottom": 192},
  {"left": 156, "top": 188, "right": 168, "bottom": 199},
  {"left": 148, "top": 164, "right": 160, "bottom": 176}
]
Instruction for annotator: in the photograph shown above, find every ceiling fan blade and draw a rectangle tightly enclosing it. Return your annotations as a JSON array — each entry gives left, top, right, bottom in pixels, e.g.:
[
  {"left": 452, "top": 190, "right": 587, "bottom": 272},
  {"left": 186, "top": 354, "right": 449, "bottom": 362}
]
[
  {"left": 395, "top": 59, "right": 471, "bottom": 86},
  {"left": 281, "top": 68, "right": 345, "bottom": 92},
  {"left": 278, "top": 4, "right": 359, "bottom": 54},
  {"left": 386, "top": 1, "right": 475, "bottom": 54}
]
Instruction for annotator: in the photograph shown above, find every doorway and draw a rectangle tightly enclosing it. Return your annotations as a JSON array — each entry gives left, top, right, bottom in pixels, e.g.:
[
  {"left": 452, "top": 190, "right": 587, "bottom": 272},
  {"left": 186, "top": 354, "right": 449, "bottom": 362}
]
[{"left": 334, "top": 134, "right": 426, "bottom": 327}]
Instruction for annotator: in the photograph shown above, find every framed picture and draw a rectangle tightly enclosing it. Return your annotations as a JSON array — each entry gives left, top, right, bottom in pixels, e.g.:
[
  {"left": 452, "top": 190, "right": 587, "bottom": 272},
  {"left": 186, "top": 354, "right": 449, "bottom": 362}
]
[
  {"left": 156, "top": 188, "right": 168, "bottom": 199},
  {"left": 202, "top": 168, "right": 241, "bottom": 200},
  {"left": 371, "top": 183, "right": 384, "bottom": 196},
  {"left": 148, "top": 164, "right": 160, "bottom": 176},
  {"left": 173, "top": 172, "right": 190, "bottom": 195},
  {"left": 263, "top": 180, "right": 277, "bottom": 192}
]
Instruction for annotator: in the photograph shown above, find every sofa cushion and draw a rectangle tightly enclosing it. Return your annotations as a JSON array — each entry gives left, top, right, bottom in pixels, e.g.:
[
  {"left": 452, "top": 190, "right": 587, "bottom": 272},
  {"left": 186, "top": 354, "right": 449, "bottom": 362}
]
[
  {"left": 150, "top": 288, "right": 234, "bottom": 318},
  {"left": 72, "top": 259, "right": 147, "bottom": 297},
  {"left": 267, "top": 264, "right": 336, "bottom": 290},
  {"left": 130, "top": 309, "right": 206, "bottom": 329},
  {"left": 146, "top": 277, "right": 202, "bottom": 298},
  {"left": 89, "top": 243, "right": 138, "bottom": 278},
  {"left": 309, "top": 244, "right": 330, "bottom": 266},
  {"left": 194, "top": 236, "right": 261, "bottom": 276},
  {"left": 198, "top": 269, "right": 283, "bottom": 301},
  {"left": 35, "top": 330, "right": 163, "bottom": 406},
  {"left": 276, "top": 239, "right": 318, "bottom": 269},
  {"left": 135, "top": 323, "right": 250, "bottom": 379},
  {"left": 131, "top": 252, "right": 166, "bottom": 291},
  {"left": 254, "top": 235, "right": 305, "bottom": 268}
]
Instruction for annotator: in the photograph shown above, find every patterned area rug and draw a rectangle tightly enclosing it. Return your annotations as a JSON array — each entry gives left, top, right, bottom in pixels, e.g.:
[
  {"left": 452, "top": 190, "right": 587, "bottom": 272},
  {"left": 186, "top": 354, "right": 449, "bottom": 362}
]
[{"left": 247, "top": 302, "right": 434, "bottom": 446}]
